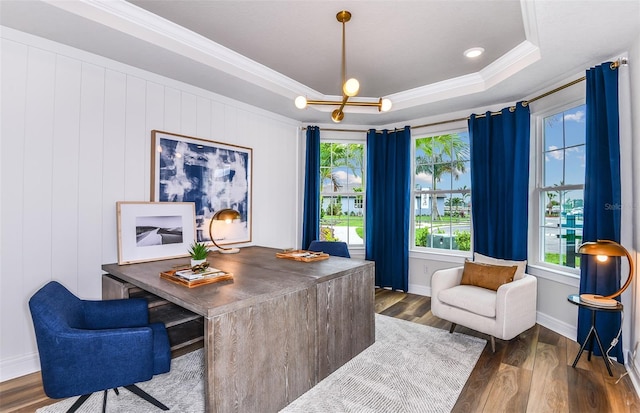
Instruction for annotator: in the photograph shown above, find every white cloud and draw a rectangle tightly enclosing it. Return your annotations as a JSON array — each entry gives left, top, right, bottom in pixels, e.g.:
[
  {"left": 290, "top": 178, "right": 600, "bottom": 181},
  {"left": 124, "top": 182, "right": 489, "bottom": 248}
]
[
  {"left": 415, "top": 172, "right": 432, "bottom": 187},
  {"left": 545, "top": 145, "right": 564, "bottom": 160},
  {"left": 564, "top": 110, "right": 585, "bottom": 122}
]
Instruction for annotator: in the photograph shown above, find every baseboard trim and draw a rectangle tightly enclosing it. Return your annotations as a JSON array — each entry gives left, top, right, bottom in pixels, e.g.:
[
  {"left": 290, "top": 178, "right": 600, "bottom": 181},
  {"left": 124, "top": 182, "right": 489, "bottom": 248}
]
[
  {"left": 535, "top": 311, "right": 576, "bottom": 341},
  {"left": 408, "top": 284, "right": 430, "bottom": 297},
  {"left": 627, "top": 351, "right": 640, "bottom": 397},
  {"left": 0, "top": 352, "right": 40, "bottom": 382}
]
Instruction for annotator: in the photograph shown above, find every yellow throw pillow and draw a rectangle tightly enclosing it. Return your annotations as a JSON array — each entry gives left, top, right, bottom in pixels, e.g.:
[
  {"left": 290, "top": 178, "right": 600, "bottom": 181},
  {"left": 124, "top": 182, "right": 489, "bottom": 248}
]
[{"left": 460, "top": 260, "right": 518, "bottom": 291}]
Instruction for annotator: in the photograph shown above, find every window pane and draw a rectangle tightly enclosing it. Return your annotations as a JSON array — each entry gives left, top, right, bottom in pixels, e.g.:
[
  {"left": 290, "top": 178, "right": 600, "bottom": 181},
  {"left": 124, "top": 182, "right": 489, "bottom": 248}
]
[
  {"left": 436, "top": 167, "right": 453, "bottom": 190},
  {"left": 564, "top": 145, "right": 585, "bottom": 185},
  {"left": 320, "top": 142, "right": 365, "bottom": 246},
  {"left": 544, "top": 149, "right": 564, "bottom": 186},
  {"left": 544, "top": 112, "right": 563, "bottom": 150},
  {"left": 454, "top": 161, "right": 471, "bottom": 189},
  {"left": 564, "top": 106, "right": 586, "bottom": 147},
  {"left": 413, "top": 131, "right": 471, "bottom": 253}
]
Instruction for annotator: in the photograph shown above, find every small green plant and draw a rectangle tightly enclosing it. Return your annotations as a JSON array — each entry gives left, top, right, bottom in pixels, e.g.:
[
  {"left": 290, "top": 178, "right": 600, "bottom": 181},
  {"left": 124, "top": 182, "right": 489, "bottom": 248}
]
[
  {"left": 188, "top": 242, "right": 209, "bottom": 260},
  {"left": 454, "top": 230, "right": 471, "bottom": 251},
  {"left": 415, "top": 227, "right": 429, "bottom": 247}
]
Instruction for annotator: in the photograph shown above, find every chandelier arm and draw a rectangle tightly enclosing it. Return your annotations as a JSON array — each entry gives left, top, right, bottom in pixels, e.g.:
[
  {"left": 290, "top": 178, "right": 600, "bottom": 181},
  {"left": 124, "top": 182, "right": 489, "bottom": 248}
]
[{"left": 306, "top": 100, "right": 382, "bottom": 108}]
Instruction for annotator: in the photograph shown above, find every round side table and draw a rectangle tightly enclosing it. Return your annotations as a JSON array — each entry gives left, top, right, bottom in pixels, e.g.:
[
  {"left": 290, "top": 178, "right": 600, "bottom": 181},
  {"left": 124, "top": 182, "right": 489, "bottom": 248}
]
[{"left": 567, "top": 294, "right": 623, "bottom": 376}]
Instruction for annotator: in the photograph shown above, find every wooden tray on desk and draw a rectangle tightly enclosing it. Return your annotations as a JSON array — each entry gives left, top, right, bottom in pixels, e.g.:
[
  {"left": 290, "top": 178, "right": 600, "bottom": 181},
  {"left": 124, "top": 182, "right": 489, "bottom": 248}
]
[
  {"left": 160, "top": 269, "right": 233, "bottom": 288},
  {"left": 275, "top": 250, "right": 329, "bottom": 262}
]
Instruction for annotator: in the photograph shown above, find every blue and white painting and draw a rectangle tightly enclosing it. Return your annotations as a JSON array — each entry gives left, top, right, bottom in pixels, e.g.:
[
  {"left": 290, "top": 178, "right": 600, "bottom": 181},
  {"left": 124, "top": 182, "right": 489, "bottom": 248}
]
[{"left": 152, "top": 131, "right": 252, "bottom": 245}]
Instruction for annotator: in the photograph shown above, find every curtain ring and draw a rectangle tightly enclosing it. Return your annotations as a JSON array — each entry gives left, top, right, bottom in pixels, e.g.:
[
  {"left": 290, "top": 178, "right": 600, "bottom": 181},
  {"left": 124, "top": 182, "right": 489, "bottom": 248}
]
[{"left": 509, "top": 106, "right": 516, "bottom": 112}]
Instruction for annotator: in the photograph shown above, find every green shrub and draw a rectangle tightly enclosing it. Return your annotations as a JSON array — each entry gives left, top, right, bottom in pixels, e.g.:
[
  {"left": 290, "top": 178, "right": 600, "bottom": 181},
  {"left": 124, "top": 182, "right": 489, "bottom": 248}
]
[
  {"left": 454, "top": 231, "right": 471, "bottom": 251},
  {"left": 415, "top": 227, "right": 429, "bottom": 247}
]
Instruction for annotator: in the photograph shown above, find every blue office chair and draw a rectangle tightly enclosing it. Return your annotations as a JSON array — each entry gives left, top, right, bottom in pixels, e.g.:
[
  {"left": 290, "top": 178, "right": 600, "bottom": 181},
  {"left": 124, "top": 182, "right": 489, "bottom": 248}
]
[
  {"left": 308, "top": 240, "right": 351, "bottom": 258},
  {"left": 29, "top": 281, "right": 171, "bottom": 412}
]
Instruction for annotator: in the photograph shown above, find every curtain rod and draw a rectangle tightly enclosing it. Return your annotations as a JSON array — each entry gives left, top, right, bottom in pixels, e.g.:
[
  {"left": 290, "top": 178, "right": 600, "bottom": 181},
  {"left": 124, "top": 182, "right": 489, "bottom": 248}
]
[{"left": 302, "top": 58, "right": 626, "bottom": 133}]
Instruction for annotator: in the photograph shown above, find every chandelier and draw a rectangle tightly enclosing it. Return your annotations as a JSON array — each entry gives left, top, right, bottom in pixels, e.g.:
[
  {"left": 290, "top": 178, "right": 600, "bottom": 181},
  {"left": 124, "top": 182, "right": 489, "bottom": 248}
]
[{"left": 294, "top": 10, "right": 392, "bottom": 123}]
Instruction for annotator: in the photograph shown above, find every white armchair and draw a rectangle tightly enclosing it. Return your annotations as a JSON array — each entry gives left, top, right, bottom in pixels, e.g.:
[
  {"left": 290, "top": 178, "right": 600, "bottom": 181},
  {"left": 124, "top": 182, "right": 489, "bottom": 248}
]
[{"left": 431, "top": 265, "right": 537, "bottom": 352}]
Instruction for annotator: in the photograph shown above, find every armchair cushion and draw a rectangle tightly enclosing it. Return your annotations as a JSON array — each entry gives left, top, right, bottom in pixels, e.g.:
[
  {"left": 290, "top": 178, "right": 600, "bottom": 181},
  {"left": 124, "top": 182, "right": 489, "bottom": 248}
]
[
  {"left": 460, "top": 260, "right": 517, "bottom": 291},
  {"left": 438, "top": 285, "right": 497, "bottom": 318}
]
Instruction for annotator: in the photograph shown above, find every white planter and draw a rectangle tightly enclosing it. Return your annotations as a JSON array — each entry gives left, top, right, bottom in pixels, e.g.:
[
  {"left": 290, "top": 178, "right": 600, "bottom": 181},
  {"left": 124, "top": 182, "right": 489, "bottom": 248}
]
[{"left": 190, "top": 258, "right": 207, "bottom": 267}]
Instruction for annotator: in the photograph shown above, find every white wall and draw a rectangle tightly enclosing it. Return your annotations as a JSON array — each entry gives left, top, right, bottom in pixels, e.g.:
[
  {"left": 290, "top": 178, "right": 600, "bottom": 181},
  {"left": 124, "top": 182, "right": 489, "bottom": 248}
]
[
  {"left": 0, "top": 27, "right": 301, "bottom": 381},
  {"left": 625, "top": 30, "right": 640, "bottom": 391}
]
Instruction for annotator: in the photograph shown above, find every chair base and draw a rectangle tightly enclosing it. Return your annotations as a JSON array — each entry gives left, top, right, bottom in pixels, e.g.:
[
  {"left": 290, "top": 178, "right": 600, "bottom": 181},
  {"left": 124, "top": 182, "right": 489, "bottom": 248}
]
[
  {"left": 449, "top": 322, "right": 496, "bottom": 352},
  {"left": 66, "top": 384, "right": 169, "bottom": 413}
]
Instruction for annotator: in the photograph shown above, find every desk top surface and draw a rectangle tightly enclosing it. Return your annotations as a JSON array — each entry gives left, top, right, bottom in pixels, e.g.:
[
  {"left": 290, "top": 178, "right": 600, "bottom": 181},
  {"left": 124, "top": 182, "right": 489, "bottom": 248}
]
[{"left": 102, "top": 246, "right": 373, "bottom": 318}]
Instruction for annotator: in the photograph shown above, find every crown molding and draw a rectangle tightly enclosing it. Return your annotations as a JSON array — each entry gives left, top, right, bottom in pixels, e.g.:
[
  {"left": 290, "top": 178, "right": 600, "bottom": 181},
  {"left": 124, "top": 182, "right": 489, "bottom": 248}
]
[
  {"left": 44, "top": 0, "right": 310, "bottom": 97},
  {"left": 43, "top": 0, "right": 541, "bottom": 114}
]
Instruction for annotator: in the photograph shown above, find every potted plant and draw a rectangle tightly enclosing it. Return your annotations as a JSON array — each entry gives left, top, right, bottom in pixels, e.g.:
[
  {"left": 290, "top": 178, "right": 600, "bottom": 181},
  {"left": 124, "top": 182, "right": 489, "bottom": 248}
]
[{"left": 188, "top": 241, "right": 209, "bottom": 268}]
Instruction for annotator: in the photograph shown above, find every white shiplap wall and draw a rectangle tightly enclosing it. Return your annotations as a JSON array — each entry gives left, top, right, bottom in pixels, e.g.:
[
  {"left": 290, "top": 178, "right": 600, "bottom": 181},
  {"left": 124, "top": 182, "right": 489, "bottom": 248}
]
[{"left": 0, "top": 27, "right": 302, "bottom": 381}]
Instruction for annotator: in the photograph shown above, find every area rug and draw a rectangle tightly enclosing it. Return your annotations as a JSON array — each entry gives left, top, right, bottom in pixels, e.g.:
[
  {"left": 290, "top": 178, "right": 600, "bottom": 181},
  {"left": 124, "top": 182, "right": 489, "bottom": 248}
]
[{"left": 37, "top": 314, "right": 485, "bottom": 413}]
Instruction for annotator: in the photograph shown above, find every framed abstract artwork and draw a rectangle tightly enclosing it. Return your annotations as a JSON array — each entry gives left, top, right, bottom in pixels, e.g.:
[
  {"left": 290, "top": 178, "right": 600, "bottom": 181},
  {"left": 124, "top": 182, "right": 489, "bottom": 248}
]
[
  {"left": 151, "top": 130, "right": 252, "bottom": 246},
  {"left": 116, "top": 201, "right": 196, "bottom": 265}
]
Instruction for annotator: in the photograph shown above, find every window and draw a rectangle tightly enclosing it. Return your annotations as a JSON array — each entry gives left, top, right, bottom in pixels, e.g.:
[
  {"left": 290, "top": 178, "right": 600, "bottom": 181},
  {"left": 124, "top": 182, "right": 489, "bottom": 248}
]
[
  {"left": 413, "top": 130, "right": 471, "bottom": 252},
  {"left": 320, "top": 142, "right": 365, "bottom": 246},
  {"left": 537, "top": 104, "right": 586, "bottom": 270}
]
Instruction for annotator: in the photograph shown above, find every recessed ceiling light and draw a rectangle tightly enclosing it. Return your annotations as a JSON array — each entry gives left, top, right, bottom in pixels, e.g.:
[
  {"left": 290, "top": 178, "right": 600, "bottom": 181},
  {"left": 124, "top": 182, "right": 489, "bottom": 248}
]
[{"left": 464, "top": 47, "right": 485, "bottom": 58}]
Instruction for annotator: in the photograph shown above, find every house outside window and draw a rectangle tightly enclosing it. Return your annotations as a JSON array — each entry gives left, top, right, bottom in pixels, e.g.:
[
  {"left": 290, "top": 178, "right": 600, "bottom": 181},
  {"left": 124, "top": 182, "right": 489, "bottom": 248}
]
[
  {"left": 320, "top": 142, "right": 365, "bottom": 246},
  {"left": 535, "top": 104, "right": 586, "bottom": 271},
  {"left": 413, "top": 130, "right": 471, "bottom": 253}
]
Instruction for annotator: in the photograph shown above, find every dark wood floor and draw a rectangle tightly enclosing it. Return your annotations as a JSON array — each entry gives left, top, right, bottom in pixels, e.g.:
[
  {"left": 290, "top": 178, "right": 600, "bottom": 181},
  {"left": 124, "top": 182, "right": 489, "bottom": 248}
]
[{"left": 2, "top": 289, "right": 639, "bottom": 412}]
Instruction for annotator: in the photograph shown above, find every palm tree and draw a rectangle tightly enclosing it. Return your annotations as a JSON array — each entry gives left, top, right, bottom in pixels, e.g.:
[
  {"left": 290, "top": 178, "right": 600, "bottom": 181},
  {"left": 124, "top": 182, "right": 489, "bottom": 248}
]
[
  {"left": 415, "top": 134, "right": 469, "bottom": 221},
  {"left": 320, "top": 143, "right": 346, "bottom": 192}
]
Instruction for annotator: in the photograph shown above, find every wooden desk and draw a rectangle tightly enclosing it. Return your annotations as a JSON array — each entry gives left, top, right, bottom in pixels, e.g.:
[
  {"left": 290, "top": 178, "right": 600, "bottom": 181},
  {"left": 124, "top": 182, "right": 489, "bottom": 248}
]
[{"left": 102, "top": 246, "right": 375, "bottom": 412}]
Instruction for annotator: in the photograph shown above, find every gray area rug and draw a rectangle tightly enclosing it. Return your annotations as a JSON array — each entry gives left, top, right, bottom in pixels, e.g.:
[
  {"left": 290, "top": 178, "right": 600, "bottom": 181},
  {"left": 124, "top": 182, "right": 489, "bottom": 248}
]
[
  {"left": 38, "top": 314, "right": 485, "bottom": 413},
  {"left": 281, "top": 315, "right": 486, "bottom": 413}
]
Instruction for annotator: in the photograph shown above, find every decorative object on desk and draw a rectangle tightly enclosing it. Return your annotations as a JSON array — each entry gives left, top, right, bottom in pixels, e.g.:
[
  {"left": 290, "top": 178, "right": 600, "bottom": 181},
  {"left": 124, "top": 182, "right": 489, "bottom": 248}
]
[
  {"left": 293, "top": 10, "right": 392, "bottom": 123},
  {"left": 116, "top": 201, "right": 196, "bottom": 265},
  {"left": 160, "top": 267, "right": 233, "bottom": 288},
  {"left": 208, "top": 208, "right": 242, "bottom": 254},
  {"left": 151, "top": 130, "right": 252, "bottom": 246},
  {"left": 578, "top": 239, "right": 634, "bottom": 307},
  {"left": 276, "top": 249, "right": 330, "bottom": 262},
  {"left": 38, "top": 314, "right": 484, "bottom": 413},
  {"left": 188, "top": 241, "right": 209, "bottom": 267}
]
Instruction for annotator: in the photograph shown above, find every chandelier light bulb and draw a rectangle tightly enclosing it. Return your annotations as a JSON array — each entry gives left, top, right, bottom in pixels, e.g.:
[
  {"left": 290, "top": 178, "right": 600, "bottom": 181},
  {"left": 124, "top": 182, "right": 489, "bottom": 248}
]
[
  {"left": 380, "top": 98, "right": 392, "bottom": 112},
  {"left": 295, "top": 96, "right": 308, "bottom": 109},
  {"left": 343, "top": 78, "right": 360, "bottom": 97}
]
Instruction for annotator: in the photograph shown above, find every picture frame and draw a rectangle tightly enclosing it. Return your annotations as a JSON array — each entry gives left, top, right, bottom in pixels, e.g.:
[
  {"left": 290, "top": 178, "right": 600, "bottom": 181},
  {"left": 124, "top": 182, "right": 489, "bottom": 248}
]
[
  {"left": 151, "top": 130, "right": 252, "bottom": 246},
  {"left": 151, "top": 130, "right": 253, "bottom": 246},
  {"left": 116, "top": 201, "right": 196, "bottom": 265}
]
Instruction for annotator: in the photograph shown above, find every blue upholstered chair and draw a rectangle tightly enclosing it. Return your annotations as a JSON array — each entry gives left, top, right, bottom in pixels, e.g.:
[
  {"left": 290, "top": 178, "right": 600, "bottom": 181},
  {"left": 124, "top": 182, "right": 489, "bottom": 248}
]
[
  {"left": 308, "top": 240, "right": 351, "bottom": 258},
  {"left": 29, "top": 281, "right": 171, "bottom": 412}
]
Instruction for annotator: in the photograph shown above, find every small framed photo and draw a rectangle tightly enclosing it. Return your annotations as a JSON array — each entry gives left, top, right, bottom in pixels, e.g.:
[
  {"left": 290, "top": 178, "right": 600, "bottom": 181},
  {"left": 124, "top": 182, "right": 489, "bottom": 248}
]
[
  {"left": 116, "top": 201, "right": 196, "bottom": 265},
  {"left": 151, "top": 130, "right": 252, "bottom": 246}
]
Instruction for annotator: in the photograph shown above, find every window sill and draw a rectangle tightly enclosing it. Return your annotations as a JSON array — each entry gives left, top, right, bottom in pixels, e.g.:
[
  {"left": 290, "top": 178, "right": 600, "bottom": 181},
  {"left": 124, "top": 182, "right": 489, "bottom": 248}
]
[
  {"left": 526, "top": 264, "right": 580, "bottom": 288},
  {"left": 409, "top": 248, "right": 470, "bottom": 263}
]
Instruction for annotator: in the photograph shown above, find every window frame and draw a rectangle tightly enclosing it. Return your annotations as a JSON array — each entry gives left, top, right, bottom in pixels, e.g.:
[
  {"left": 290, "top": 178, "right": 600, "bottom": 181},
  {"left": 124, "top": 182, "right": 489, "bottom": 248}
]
[
  {"left": 529, "top": 94, "right": 586, "bottom": 278},
  {"left": 318, "top": 136, "right": 367, "bottom": 249},
  {"left": 410, "top": 123, "right": 472, "bottom": 257}
]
